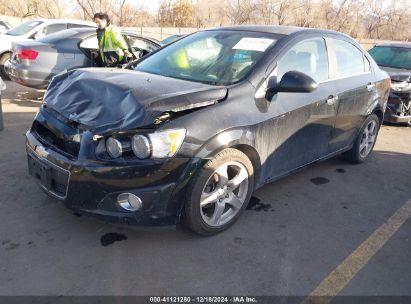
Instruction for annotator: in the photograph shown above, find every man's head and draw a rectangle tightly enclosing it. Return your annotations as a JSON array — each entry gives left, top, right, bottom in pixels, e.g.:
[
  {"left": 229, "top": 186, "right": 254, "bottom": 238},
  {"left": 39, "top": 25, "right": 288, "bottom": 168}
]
[{"left": 93, "top": 12, "right": 110, "bottom": 29}]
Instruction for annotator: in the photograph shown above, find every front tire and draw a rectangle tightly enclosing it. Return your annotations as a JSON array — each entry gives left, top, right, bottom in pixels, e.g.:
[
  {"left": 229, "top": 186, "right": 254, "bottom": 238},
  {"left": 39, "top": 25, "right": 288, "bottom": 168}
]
[
  {"left": 343, "top": 114, "right": 380, "bottom": 163},
  {"left": 183, "top": 148, "right": 254, "bottom": 236},
  {"left": 0, "top": 52, "right": 11, "bottom": 80}
]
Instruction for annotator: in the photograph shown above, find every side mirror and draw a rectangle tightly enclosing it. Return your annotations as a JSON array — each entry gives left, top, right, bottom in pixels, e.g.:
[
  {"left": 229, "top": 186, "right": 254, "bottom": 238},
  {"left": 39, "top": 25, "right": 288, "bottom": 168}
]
[{"left": 267, "top": 71, "right": 318, "bottom": 94}]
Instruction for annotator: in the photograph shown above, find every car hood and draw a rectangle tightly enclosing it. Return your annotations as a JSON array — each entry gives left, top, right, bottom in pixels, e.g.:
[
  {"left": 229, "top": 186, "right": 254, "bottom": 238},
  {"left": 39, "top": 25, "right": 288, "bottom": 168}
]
[
  {"left": 44, "top": 68, "right": 228, "bottom": 133},
  {"left": 380, "top": 67, "right": 411, "bottom": 92},
  {"left": 380, "top": 66, "right": 411, "bottom": 78}
]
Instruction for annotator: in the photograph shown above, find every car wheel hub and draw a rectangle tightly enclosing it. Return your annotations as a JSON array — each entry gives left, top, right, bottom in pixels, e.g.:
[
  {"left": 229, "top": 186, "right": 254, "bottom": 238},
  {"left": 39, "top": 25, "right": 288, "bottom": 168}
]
[
  {"left": 359, "top": 120, "right": 377, "bottom": 158},
  {"left": 200, "top": 161, "right": 249, "bottom": 227}
]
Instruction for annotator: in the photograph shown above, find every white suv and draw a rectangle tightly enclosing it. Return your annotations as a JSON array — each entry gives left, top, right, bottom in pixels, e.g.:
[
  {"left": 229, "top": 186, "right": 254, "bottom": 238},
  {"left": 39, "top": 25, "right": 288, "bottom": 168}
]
[{"left": 0, "top": 19, "right": 95, "bottom": 78}]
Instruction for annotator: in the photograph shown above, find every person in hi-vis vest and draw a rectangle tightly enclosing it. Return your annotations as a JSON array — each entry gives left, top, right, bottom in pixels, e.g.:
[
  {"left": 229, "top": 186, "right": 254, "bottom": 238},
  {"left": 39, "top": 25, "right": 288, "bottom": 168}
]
[{"left": 93, "top": 12, "right": 132, "bottom": 67}]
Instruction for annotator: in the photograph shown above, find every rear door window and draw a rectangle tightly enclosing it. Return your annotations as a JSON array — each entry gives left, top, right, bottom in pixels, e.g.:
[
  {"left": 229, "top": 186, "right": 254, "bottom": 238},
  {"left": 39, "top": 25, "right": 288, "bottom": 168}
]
[
  {"left": 277, "top": 37, "right": 329, "bottom": 82},
  {"left": 125, "top": 35, "right": 158, "bottom": 53},
  {"left": 41, "top": 23, "right": 67, "bottom": 36},
  {"left": 328, "top": 38, "right": 366, "bottom": 78},
  {"left": 68, "top": 23, "right": 93, "bottom": 29}
]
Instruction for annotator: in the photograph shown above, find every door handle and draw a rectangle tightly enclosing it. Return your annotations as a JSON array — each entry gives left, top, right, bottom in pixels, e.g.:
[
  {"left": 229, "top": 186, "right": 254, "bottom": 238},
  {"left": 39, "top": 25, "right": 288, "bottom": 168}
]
[
  {"left": 367, "top": 82, "right": 375, "bottom": 91},
  {"left": 326, "top": 95, "right": 338, "bottom": 105}
]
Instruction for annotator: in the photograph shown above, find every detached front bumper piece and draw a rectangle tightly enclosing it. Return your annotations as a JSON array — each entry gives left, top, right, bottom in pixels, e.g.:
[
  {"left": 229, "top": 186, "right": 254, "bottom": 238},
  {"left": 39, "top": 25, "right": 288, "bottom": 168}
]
[
  {"left": 384, "top": 90, "right": 411, "bottom": 124},
  {"left": 26, "top": 131, "right": 198, "bottom": 227}
]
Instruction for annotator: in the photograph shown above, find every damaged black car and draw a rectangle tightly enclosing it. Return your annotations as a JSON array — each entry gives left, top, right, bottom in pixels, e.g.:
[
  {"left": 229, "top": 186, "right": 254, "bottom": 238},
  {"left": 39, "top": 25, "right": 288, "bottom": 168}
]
[
  {"left": 368, "top": 43, "right": 411, "bottom": 126},
  {"left": 26, "top": 26, "right": 390, "bottom": 235}
]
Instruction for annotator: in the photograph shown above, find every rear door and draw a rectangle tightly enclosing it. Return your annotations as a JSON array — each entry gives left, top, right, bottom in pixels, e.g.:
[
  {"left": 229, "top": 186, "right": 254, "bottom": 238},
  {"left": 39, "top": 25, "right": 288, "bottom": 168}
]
[{"left": 326, "top": 37, "right": 375, "bottom": 152}]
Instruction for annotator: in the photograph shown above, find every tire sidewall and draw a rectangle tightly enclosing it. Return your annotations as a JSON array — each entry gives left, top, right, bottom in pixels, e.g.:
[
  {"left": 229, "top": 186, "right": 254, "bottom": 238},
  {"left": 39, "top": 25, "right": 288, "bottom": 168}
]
[
  {"left": 0, "top": 52, "right": 11, "bottom": 80},
  {"left": 353, "top": 114, "right": 380, "bottom": 162},
  {"left": 184, "top": 148, "right": 254, "bottom": 235}
]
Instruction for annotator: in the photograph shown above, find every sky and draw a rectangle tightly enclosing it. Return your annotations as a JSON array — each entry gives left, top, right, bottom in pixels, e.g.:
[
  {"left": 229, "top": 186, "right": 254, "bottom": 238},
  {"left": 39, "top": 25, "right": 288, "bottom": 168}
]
[
  {"left": 138, "top": 0, "right": 404, "bottom": 13},
  {"left": 139, "top": 0, "right": 161, "bottom": 13}
]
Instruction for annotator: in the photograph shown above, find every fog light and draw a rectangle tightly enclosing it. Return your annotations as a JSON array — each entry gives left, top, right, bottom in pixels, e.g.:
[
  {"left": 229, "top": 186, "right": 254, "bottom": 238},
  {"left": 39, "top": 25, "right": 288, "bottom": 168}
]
[{"left": 117, "top": 193, "right": 143, "bottom": 211}]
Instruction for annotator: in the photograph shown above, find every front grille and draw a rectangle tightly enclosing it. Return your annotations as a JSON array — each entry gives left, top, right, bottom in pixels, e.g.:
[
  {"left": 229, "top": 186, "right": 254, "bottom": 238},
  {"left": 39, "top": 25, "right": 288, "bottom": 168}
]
[
  {"left": 28, "top": 153, "right": 70, "bottom": 199},
  {"left": 32, "top": 121, "right": 80, "bottom": 158},
  {"left": 53, "top": 180, "right": 67, "bottom": 196}
]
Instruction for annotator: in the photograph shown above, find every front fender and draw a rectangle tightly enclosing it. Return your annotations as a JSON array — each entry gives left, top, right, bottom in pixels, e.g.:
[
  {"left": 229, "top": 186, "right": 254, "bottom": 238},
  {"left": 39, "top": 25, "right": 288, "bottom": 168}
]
[{"left": 194, "top": 128, "right": 255, "bottom": 159}]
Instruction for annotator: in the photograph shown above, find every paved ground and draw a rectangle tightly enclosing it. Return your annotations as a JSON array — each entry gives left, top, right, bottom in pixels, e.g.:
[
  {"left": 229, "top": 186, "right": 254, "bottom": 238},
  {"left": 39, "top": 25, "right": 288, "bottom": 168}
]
[{"left": 0, "top": 80, "right": 410, "bottom": 297}]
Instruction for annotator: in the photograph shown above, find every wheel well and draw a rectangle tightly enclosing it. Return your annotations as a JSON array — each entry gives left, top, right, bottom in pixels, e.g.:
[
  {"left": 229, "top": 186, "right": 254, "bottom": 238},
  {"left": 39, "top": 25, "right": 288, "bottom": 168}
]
[
  {"left": 0, "top": 51, "right": 10, "bottom": 58},
  {"left": 233, "top": 144, "right": 261, "bottom": 187},
  {"left": 372, "top": 108, "right": 384, "bottom": 125},
  {"left": 0, "top": 51, "right": 11, "bottom": 62}
]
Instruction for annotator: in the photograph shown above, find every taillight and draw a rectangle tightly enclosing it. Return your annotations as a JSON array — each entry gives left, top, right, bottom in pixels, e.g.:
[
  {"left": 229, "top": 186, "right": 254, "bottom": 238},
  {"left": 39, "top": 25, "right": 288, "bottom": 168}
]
[{"left": 16, "top": 49, "right": 39, "bottom": 60}]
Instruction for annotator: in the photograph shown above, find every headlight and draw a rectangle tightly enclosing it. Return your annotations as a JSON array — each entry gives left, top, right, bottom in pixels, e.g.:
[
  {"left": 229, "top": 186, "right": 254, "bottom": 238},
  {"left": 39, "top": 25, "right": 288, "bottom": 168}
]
[
  {"left": 148, "top": 128, "right": 186, "bottom": 158},
  {"left": 106, "top": 137, "right": 131, "bottom": 158},
  {"left": 104, "top": 129, "right": 185, "bottom": 159},
  {"left": 132, "top": 134, "right": 151, "bottom": 159}
]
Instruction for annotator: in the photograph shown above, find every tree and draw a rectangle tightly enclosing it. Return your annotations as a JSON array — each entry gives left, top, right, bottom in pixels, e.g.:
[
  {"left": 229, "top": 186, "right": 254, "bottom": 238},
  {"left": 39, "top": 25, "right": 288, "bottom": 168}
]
[
  {"left": 171, "top": 0, "right": 194, "bottom": 27},
  {"left": 224, "top": 0, "right": 253, "bottom": 25}
]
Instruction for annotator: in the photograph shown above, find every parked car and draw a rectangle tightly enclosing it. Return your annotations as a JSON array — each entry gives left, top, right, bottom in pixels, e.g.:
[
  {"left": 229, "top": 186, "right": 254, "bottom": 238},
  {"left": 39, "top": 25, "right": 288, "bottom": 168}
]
[
  {"left": 5, "top": 27, "right": 160, "bottom": 89},
  {"left": 26, "top": 26, "right": 390, "bottom": 235},
  {"left": 160, "top": 34, "right": 186, "bottom": 45},
  {"left": 0, "top": 19, "right": 95, "bottom": 79},
  {"left": 368, "top": 42, "right": 411, "bottom": 126},
  {"left": 0, "top": 20, "right": 13, "bottom": 34}
]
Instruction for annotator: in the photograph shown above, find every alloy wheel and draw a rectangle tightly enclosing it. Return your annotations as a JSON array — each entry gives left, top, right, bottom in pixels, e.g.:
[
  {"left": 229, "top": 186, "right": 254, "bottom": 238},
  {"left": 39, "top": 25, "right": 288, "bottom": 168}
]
[
  {"left": 359, "top": 119, "right": 377, "bottom": 158},
  {"left": 199, "top": 161, "right": 249, "bottom": 227}
]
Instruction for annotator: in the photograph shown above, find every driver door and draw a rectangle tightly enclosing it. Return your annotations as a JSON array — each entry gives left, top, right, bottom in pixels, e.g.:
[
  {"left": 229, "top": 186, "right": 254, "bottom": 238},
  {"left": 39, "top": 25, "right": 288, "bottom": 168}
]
[{"left": 262, "top": 37, "right": 338, "bottom": 179}]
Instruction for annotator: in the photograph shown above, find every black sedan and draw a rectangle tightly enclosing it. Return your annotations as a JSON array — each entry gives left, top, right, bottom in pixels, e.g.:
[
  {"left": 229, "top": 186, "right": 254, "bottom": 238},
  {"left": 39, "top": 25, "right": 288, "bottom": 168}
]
[
  {"left": 26, "top": 26, "right": 390, "bottom": 235},
  {"left": 5, "top": 27, "right": 160, "bottom": 89},
  {"left": 368, "top": 42, "right": 411, "bottom": 126}
]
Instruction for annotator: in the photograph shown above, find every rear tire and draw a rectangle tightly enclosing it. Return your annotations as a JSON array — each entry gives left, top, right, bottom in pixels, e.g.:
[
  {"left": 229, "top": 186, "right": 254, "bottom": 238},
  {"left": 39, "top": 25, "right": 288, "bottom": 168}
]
[
  {"left": 343, "top": 114, "right": 380, "bottom": 163},
  {"left": 183, "top": 148, "right": 254, "bottom": 236},
  {"left": 0, "top": 52, "right": 11, "bottom": 80}
]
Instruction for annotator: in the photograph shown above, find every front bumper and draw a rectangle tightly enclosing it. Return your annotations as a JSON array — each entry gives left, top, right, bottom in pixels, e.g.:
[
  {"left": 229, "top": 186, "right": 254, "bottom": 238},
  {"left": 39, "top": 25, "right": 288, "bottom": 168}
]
[
  {"left": 384, "top": 108, "right": 411, "bottom": 123},
  {"left": 384, "top": 93, "right": 411, "bottom": 124},
  {"left": 26, "top": 131, "right": 200, "bottom": 227}
]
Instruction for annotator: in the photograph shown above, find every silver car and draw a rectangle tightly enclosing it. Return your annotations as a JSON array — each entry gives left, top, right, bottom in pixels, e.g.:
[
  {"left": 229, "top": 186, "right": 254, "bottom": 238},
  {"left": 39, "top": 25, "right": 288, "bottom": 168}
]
[
  {"left": 5, "top": 28, "right": 160, "bottom": 89},
  {"left": 0, "top": 19, "right": 95, "bottom": 79}
]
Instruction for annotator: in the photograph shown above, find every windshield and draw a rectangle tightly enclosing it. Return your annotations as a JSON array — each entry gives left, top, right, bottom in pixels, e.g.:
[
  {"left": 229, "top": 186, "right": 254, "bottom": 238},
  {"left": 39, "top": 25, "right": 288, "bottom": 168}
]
[
  {"left": 6, "top": 20, "right": 43, "bottom": 36},
  {"left": 368, "top": 46, "right": 411, "bottom": 70},
  {"left": 135, "top": 30, "right": 278, "bottom": 85}
]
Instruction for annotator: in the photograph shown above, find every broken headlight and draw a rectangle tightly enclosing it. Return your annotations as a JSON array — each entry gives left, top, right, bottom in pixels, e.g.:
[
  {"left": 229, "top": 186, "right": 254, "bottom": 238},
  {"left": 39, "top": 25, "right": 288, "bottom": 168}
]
[
  {"left": 132, "top": 134, "right": 151, "bottom": 159},
  {"left": 105, "top": 129, "right": 186, "bottom": 160},
  {"left": 147, "top": 128, "right": 186, "bottom": 158},
  {"left": 106, "top": 137, "right": 131, "bottom": 159}
]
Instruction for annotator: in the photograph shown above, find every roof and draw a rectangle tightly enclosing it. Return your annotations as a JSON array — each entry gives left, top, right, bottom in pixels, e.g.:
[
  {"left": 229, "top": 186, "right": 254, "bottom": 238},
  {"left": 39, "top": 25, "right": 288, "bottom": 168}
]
[
  {"left": 31, "top": 18, "right": 95, "bottom": 26},
  {"left": 374, "top": 42, "right": 411, "bottom": 49},
  {"left": 49, "top": 27, "right": 160, "bottom": 45},
  {"left": 206, "top": 25, "right": 344, "bottom": 36}
]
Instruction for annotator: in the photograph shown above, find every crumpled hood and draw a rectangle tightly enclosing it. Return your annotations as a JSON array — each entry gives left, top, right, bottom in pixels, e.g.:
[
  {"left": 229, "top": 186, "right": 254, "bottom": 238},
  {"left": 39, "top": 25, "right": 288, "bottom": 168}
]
[
  {"left": 389, "top": 73, "right": 411, "bottom": 83},
  {"left": 381, "top": 68, "right": 411, "bottom": 93},
  {"left": 44, "top": 68, "right": 227, "bottom": 133}
]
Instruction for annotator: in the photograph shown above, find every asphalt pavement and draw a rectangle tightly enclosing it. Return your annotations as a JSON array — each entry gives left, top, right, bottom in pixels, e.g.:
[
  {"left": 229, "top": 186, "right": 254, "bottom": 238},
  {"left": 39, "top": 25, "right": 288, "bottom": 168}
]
[{"left": 0, "top": 80, "right": 410, "bottom": 298}]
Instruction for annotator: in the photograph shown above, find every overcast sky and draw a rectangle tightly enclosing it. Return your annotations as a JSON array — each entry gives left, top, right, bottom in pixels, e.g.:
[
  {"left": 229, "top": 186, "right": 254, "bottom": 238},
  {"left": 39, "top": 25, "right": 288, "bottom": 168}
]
[
  {"left": 140, "top": 0, "right": 160, "bottom": 13},
  {"left": 139, "top": 0, "right": 400, "bottom": 13}
]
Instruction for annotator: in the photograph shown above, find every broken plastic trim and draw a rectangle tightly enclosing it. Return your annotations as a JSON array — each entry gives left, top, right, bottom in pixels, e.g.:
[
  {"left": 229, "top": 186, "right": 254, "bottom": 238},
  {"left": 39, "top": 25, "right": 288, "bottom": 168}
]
[{"left": 169, "top": 100, "right": 219, "bottom": 112}]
